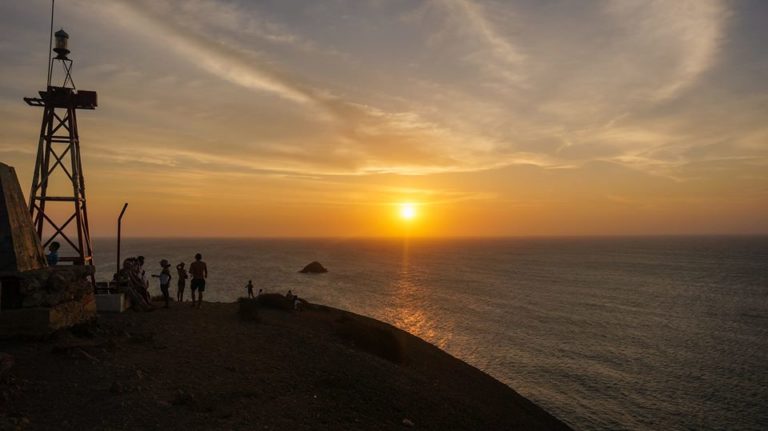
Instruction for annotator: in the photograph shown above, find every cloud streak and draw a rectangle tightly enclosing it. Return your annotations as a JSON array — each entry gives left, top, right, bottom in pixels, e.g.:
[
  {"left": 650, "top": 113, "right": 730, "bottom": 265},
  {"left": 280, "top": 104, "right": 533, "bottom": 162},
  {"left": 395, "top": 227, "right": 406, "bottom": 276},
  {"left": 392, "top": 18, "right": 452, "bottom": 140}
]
[
  {"left": 109, "top": 0, "right": 318, "bottom": 105},
  {"left": 24, "top": 0, "right": 760, "bottom": 182},
  {"left": 433, "top": 0, "right": 526, "bottom": 83}
]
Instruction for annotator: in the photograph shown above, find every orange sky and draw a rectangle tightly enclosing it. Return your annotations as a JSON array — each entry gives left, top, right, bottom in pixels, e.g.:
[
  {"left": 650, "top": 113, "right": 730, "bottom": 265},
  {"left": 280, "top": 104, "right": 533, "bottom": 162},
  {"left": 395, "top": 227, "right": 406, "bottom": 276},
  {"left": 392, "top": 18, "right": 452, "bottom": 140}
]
[{"left": 1, "top": 0, "right": 766, "bottom": 237}]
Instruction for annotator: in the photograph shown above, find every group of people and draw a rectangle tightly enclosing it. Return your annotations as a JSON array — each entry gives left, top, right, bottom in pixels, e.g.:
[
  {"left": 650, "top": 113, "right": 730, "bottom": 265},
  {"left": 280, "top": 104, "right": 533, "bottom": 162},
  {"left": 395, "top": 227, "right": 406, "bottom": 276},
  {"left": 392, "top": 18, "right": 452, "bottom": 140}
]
[
  {"left": 115, "top": 254, "right": 303, "bottom": 311},
  {"left": 115, "top": 253, "right": 208, "bottom": 310},
  {"left": 154, "top": 253, "right": 208, "bottom": 308},
  {"left": 51, "top": 244, "right": 306, "bottom": 311},
  {"left": 244, "top": 280, "right": 262, "bottom": 299},
  {"left": 245, "top": 282, "right": 302, "bottom": 310},
  {"left": 115, "top": 256, "right": 153, "bottom": 310}
]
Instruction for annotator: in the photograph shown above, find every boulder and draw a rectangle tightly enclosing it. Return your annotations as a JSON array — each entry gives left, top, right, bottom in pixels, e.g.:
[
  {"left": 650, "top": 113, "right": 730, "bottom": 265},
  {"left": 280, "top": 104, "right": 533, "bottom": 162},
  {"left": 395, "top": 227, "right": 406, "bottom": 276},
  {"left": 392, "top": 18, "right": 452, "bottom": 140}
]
[{"left": 299, "top": 261, "right": 328, "bottom": 274}]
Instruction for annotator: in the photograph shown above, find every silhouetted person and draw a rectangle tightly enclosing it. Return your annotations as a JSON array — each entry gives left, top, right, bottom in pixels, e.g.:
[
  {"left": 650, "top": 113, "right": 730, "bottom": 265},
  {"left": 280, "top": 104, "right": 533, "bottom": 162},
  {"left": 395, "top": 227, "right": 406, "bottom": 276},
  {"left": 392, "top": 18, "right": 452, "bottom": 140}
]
[
  {"left": 189, "top": 253, "right": 208, "bottom": 308},
  {"left": 176, "top": 262, "right": 188, "bottom": 302},
  {"left": 46, "top": 241, "right": 60, "bottom": 266},
  {"left": 131, "top": 257, "right": 151, "bottom": 303},
  {"left": 293, "top": 296, "right": 302, "bottom": 311},
  {"left": 137, "top": 255, "right": 149, "bottom": 293},
  {"left": 116, "top": 257, "right": 152, "bottom": 311},
  {"left": 246, "top": 280, "right": 254, "bottom": 298},
  {"left": 152, "top": 259, "right": 172, "bottom": 308},
  {"left": 257, "top": 288, "right": 263, "bottom": 297}
]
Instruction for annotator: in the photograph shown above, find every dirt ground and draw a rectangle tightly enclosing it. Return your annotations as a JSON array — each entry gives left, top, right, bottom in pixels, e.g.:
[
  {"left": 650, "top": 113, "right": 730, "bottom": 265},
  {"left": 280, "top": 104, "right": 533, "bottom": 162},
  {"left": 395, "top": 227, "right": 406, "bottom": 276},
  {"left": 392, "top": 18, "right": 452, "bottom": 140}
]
[{"left": 0, "top": 299, "right": 571, "bottom": 430}]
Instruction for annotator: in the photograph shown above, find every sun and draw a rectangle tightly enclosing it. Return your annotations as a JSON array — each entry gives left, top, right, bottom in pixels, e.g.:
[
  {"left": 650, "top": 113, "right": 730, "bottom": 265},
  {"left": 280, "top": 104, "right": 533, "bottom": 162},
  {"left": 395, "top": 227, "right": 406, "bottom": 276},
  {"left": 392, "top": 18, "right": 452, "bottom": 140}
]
[{"left": 399, "top": 203, "right": 417, "bottom": 220}]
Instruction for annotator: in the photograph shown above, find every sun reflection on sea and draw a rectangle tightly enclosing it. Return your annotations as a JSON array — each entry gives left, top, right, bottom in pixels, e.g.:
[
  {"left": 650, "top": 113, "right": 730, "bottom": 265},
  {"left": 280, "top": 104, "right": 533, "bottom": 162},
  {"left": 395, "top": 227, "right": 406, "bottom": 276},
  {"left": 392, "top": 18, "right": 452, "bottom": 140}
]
[{"left": 384, "top": 239, "right": 454, "bottom": 349}]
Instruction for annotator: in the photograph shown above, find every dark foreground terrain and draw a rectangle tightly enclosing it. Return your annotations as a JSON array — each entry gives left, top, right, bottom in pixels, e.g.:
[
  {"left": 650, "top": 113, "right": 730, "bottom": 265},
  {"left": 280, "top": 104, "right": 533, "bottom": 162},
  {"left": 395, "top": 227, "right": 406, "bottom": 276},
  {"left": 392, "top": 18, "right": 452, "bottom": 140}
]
[{"left": 0, "top": 299, "right": 571, "bottom": 430}]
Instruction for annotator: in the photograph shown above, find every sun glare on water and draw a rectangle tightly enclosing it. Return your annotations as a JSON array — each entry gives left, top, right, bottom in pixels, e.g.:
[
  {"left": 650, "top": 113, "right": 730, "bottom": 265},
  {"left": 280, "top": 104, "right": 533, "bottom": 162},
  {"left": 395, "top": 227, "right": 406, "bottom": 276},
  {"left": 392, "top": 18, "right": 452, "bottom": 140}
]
[{"left": 400, "top": 203, "right": 416, "bottom": 220}]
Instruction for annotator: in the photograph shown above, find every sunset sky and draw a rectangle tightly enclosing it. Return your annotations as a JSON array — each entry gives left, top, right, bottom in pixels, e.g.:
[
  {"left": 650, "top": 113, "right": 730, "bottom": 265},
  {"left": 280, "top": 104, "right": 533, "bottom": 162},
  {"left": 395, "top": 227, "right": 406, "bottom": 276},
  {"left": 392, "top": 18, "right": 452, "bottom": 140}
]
[{"left": 0, "top": 0, "right": 766, "bottom": 237}]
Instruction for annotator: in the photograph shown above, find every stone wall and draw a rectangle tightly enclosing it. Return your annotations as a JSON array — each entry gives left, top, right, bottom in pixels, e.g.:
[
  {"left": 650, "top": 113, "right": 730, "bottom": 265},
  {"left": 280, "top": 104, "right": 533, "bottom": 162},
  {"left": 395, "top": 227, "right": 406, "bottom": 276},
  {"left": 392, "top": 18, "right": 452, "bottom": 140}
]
[
  {"left": 15, "top": 266, "right": 93, "bottom": 308},
  {"left": 0, "top": 162, "right": 96, "bottom": 335},
  {"left": 0, "top": 266, "right": 96, "bottom": 336}
]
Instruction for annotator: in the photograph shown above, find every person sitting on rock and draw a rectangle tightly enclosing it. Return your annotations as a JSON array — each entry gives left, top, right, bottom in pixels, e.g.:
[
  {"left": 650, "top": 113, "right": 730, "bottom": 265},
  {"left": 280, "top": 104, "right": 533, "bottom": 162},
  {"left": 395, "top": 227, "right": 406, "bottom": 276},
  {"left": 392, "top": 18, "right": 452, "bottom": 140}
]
[
  {"left": 117, "top": 258, "right": 152, "bottom": 311},
  {"left": 246, "top": 280, "right": 255, "bottom": 298},
  {"left": 46, "top": 241, "right": 60, "bottom": 266},
  {"left": 133, "top": 257, "right": 151, "bottom": 303},
  {"left": 257, "top": 288, "right": 263, "bottom": 297},
  {"left": 137, "top": 256, "right": 149, "bottom": 298},
  {"left": 293, "top": 295, "right": 302, "bottom": 311}
]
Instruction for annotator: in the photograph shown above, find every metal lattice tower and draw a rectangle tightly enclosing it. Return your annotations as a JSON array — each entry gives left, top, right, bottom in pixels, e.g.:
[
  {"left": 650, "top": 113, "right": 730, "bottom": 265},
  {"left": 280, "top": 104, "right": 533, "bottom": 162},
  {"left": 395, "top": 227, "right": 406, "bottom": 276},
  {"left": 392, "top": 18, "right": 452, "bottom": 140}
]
[{"left": 23, "top": 28, "right": 98, "bottom": 278}]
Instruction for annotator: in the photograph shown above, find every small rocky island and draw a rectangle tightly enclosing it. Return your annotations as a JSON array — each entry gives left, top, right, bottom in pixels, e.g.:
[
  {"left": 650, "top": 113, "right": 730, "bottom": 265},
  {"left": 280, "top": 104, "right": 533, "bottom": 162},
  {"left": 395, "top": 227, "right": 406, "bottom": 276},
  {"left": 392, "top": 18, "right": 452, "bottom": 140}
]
[{"left": 299, "top": 261, "right": 328, "bottom": 273}]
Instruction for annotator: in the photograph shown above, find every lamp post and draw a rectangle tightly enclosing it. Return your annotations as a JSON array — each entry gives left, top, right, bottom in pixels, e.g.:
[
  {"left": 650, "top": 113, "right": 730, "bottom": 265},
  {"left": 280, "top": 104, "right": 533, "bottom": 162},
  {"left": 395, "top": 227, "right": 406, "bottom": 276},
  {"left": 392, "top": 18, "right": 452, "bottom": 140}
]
[{"left": 116, "top": 203, "right": 128, "bottom": 279}]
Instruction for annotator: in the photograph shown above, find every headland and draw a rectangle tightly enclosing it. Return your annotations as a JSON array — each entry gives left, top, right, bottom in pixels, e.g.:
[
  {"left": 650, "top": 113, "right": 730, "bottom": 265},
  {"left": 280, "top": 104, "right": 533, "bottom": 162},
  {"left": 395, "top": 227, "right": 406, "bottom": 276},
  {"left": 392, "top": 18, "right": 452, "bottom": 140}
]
[{"left": 0, "top": 298, "right": 572, "bottom": 430}]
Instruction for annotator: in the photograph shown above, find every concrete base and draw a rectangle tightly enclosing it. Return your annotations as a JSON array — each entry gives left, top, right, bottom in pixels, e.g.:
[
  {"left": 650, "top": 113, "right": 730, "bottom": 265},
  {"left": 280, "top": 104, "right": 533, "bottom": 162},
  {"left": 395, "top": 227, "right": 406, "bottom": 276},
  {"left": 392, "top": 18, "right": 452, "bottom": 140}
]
[
  {"left": 0, "top": 294, "right": 96, "bottom": 336},
  {"left": 95, "top": 293, "right": 127, "bottom": 313}
]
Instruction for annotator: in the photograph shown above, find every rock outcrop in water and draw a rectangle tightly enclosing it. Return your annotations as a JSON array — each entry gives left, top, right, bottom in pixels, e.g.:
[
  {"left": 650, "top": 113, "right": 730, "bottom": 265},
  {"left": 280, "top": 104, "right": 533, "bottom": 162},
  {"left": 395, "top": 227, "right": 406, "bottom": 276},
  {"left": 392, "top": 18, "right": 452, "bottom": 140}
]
[{"left": 299, "top": 261, "right": 327, "bottom": 274}]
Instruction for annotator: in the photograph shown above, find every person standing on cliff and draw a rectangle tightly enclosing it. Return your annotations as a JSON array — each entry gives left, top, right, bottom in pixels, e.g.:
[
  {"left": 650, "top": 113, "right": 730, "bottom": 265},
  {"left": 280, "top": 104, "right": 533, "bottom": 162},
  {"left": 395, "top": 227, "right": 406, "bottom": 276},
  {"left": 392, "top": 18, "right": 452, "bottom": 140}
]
[
  {"left": 245, "top": 280, "right": 255, "bottom": 298},
  {"left": 176, "top": 262, "right": 188, "bottom": 303},
  {"left": 189, "top": 253, "right": 208, "bottom": 308},
  {"left": 152, "top": 259, "right": 172, "bottom": 308}
]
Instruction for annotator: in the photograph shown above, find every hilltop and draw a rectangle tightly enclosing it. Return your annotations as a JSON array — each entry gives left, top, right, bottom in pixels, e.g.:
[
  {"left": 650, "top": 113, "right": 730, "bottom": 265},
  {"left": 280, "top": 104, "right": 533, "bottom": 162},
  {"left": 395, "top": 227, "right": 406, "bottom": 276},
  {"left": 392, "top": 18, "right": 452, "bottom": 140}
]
[{"left": 0, "top": 299, "right": 571, "bottom": 430}]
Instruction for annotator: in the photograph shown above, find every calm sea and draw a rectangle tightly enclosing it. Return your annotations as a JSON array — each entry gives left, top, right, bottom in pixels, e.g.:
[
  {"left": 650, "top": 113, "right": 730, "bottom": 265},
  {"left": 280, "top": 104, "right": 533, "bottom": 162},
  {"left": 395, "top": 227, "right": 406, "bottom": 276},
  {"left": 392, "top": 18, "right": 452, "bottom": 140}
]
[{"left": 91, "top": 236, "right": 768, "bottom": 431}]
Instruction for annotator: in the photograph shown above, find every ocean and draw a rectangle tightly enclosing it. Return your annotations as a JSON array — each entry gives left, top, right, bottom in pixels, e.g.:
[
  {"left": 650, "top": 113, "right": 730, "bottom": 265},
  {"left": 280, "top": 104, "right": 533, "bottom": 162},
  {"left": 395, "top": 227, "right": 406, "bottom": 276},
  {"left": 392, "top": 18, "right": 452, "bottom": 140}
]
[{"left": 91, "top": 236, "right": 768, "bottom": 431}]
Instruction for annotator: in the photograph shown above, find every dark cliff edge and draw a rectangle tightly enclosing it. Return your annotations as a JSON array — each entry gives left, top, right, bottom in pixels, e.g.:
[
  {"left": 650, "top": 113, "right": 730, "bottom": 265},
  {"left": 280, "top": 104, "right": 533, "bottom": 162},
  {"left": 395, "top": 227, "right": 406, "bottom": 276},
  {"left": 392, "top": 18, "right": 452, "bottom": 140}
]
[{"left": 0, "top": 300, "right": 572, "bottom": 430}]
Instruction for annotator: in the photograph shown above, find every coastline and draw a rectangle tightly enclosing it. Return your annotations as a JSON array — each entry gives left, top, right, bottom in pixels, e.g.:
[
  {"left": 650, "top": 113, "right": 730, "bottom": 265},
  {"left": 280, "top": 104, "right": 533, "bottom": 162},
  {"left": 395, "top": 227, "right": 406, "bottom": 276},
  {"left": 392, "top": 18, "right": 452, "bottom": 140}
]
[{"left": 0, "top": 299, "right": 572, "bottom": 430}]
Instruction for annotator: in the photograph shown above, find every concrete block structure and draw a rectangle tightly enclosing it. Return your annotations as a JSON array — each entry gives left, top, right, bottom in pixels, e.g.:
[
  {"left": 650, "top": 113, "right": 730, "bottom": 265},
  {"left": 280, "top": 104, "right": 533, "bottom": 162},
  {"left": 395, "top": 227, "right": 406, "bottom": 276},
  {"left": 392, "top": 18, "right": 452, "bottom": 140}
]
[
  {"left": 0, "top": 163, "right": 95, "bottom": 336},
  {"left": 0, "top": 163, "right": 47, "bottom": 273}
]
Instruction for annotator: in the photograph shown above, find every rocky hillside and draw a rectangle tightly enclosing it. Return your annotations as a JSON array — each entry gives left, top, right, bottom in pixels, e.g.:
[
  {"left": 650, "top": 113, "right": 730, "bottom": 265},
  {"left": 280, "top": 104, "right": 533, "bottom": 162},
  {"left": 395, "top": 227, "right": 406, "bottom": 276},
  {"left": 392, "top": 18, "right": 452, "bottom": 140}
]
[{"left": 0, "top": 299, "right": 572, "bottom": 430}]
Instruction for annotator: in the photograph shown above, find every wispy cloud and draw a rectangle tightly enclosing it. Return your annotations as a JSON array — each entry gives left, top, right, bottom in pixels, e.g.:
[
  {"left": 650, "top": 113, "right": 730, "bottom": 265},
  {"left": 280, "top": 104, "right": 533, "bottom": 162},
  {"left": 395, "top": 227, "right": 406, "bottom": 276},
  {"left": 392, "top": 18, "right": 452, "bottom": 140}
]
[
  {"left": 14, "top": 0, "right": 759, "bottom": 181},
  {"left": 432, "top": 0, "right": 526, "bottom": 84},
  {"left": 108, "top": 0, "right": 319, "bottom": 105},
  {"left": 602, "top": 0, "right": 729, "bottom": 101}
]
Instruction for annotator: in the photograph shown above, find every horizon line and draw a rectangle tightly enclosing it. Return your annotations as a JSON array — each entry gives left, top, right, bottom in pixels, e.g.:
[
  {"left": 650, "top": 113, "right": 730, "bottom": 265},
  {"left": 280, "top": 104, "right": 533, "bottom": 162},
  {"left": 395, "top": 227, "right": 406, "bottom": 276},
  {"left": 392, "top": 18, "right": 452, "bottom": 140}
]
[{"left": 88, "top": 233, "right": 768, "bottom": 240}]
